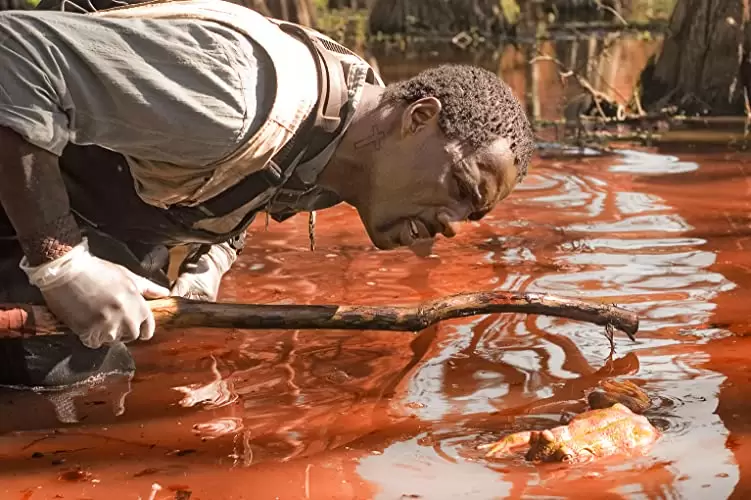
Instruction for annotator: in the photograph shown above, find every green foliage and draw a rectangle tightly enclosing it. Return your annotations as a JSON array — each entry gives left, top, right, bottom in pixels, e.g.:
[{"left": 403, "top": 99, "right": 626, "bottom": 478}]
[
  {"left": 314, "top": 7, "right": 369, "bottom": 45},
  {"left": 311, "top": 0, "right": 677, "bottom": 48},
  {"left": 499, "top": 0, "right": 520, "bottom": 25},
  {"left": 627, "top": 0, "right": 677, "bottom": 23}
]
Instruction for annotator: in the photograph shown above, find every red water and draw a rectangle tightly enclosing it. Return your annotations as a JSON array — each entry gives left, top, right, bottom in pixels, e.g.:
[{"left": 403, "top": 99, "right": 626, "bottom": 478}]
[
  {"left": 4, "top": 36, "right": 751, "bottom": 499},
  {"left": 1, "top": 144, "right": 750, "bottom": 499}
]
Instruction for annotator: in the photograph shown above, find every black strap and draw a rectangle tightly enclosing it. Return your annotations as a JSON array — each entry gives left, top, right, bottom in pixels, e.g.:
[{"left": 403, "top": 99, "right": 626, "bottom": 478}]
[{"left": 181, "top": 23, "right": 348, "bottom": 222}]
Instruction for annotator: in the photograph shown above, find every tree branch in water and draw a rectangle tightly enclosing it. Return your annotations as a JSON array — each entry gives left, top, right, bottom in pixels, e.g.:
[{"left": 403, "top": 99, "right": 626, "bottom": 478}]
[{"left": 0, "top": 291, "right": 639, "bottom": 342}]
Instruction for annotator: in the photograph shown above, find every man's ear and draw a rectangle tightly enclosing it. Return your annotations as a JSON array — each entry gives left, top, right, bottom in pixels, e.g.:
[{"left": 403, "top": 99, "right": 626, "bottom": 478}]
[{"left": 400, "top": 96, "right": 441, "bottom": 137}]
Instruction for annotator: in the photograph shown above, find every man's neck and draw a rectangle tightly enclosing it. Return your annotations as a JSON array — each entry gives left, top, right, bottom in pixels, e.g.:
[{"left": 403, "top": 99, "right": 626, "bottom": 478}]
[{"left": 316, "top": 84, "right": 390, "bottom": 204}]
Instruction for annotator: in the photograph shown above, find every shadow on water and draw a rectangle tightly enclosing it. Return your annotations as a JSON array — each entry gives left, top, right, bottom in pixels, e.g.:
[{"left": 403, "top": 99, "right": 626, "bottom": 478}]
[{"left": 2, "top": 34, "right": 751, "bottom": 500}]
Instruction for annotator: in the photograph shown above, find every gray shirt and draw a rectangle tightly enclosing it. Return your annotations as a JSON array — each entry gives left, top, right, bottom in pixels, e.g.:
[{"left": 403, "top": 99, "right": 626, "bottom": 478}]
[{"left": 0, "top": 10, "right": 273, "bottom": 165}]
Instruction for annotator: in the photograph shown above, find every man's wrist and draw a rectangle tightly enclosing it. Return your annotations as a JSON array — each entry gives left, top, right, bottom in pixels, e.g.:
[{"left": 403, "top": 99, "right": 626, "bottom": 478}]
[{"left": 18, "top": 213, "right": 83, "bottom": 266}]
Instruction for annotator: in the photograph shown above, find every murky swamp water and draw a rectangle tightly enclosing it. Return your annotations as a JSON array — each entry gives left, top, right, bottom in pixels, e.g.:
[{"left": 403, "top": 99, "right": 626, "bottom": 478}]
[{"left": 2, "top": 35, "right": 751, "bottom": 500}]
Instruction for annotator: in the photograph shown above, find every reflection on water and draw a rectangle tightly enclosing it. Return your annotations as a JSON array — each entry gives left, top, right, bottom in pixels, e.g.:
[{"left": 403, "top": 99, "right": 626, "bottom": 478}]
[
  {"left": 1, "top": 36, "right": 751, "bottom": 499},
  {"left": 1, "top": 146, "right": 745, "bottom": 499},
  {"left": 371, "top": 32, "right": 663, "bottom": 127},
  {"left": 354, "top": 147, "right": 739, "bottom": 499}
]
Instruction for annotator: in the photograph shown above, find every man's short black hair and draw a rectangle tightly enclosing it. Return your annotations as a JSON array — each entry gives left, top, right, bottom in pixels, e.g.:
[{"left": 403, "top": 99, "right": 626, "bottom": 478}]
[{"left": 381, "top": 64, "right": 535, "bottom": 181}]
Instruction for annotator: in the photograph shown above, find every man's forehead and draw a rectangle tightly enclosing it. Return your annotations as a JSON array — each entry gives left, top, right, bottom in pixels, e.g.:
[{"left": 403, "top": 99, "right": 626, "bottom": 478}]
[
  {"left": 470, "top": 138, "right": 516, "bottom": 182},
  {"left": 468, "top": 137, "right": 518, "bottom": 214},
  {"left": 476, "top": 137, "right": 514, "bottom": 164},
  {"left": 453, "top": 136, "right": 513, "bottom": 166}
]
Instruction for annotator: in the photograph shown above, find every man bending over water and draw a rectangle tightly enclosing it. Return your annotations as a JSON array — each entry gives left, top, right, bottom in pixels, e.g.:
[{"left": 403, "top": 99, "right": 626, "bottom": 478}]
[{"left": 0, "top": 0, "right": 535, "bottom": 387}]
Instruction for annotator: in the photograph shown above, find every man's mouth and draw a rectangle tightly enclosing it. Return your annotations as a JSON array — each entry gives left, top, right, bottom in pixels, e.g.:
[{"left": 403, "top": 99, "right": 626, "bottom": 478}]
[
  {"left": 400, "top": 218, "right": 429, "bottom": 242},
  {"left": 371, "top": 213, "right": 460, "bottom": 254},
  {"left": 409, "top": 219, "right": 420, "bottom": 239},
  {"left": 399, "top": 218, "right": 434, "bottom": 257}
]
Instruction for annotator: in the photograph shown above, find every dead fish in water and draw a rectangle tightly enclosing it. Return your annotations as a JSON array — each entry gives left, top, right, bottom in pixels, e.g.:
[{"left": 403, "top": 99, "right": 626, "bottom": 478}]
[{"left": 479, "top": 379, "right": 659, "bottom": 463}]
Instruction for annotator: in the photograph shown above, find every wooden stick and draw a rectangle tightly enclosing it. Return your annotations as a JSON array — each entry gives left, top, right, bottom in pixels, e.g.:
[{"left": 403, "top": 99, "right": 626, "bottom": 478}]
[{"left": 0, "top": 291, "right": 639, "bottom": 340}]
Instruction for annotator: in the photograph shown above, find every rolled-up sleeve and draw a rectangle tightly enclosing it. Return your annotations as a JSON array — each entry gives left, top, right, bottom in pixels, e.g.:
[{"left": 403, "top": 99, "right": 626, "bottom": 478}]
[{"left": 0, "top": 10, "right": 270, "bottom": 165}]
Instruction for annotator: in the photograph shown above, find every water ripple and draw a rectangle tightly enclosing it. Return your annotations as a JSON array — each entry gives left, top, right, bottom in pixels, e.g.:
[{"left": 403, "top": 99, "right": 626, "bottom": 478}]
[
  {"left": 388, "top": 150, "right": 738, "bottom": 498},
  {"left": 610, "top": 150, "right": 700, "bottom": 175}
]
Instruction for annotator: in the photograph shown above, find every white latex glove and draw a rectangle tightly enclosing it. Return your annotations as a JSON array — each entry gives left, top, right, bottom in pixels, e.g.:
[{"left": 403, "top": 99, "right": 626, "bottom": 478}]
[
  {"left": 170, "top": 242, "right": 237, "bottom": 302},
  {"left": 20, "top": 238, "right": 170, "bottom": 349}
]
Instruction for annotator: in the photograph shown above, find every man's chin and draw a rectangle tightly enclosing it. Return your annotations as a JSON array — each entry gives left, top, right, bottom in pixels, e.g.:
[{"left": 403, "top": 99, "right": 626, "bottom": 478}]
[
  {"left": 371, "top": 238, "right": 399, "bottom": 251},
  {"left": 370, "top": 238, "right": 435, "bottom": 257},
  {"left": 363, "top": 220, "right": 435, "bottom": 255},
  {"left": 363, "top": 226, "right": 398, "bottom": 250},
  {"left": 408, "top": 239, "right": 435, "bottom": 257}
]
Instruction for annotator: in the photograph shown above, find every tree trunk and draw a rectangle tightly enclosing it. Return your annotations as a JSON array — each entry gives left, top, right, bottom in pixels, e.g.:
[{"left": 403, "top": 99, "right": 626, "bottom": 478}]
[
  {"left": 543, "top": 0, "right": 627, "bottom": 24},
  {"left": 327, "top": 0, "right": 372, "bottom": 8},
  {"left": 638, "top": 0, "right": 751, "bottom": 115},
  {"left": 236, "top": 0, "right": 316, "bottom": 26},
  {"left": 368, "top": 0, "right": 512, "bottom": 36}
]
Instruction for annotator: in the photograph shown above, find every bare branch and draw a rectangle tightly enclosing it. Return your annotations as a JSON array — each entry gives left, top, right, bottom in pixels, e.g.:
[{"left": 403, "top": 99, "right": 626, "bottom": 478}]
[{"left": 0, "top": 291, "right": 640, "bottom": 340}]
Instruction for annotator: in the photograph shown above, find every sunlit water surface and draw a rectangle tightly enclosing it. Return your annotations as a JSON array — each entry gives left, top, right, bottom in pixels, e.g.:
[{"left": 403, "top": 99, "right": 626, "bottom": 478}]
[{"left": 2, "top": 34, "right": 751, "bottom": 499}]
